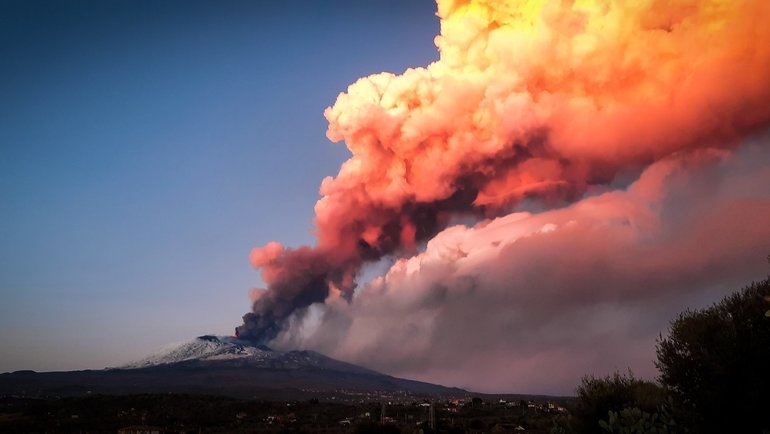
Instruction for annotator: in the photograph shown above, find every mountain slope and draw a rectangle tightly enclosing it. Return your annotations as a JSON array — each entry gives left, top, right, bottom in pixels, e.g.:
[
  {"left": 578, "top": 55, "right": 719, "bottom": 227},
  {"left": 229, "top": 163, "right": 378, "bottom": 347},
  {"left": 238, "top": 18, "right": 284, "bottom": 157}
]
[
  {"left": 0, "top": 336, "right": 466, "bottom": 399},
  {"left": 123, "top": 335, "right": 378, "bottom": 375}
]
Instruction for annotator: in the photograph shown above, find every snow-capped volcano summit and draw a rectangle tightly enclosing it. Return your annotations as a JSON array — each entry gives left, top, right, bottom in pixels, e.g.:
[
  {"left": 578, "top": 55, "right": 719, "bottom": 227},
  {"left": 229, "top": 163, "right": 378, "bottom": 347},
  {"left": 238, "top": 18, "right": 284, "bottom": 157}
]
[
  {"left": 121, "top": 335, "right": 378, "bottom": 375},
  {"left": 123, "top": 335, "right": 273, "bottom": 369},
  {"left": 1, "top": 335, "right": 466, "bottom": 399}
]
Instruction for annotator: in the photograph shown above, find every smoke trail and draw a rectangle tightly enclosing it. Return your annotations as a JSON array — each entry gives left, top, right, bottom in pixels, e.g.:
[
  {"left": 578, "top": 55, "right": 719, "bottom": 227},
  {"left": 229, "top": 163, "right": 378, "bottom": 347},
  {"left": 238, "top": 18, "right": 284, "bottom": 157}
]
[{"left": 237, "top": 0, "right": 770, "bottom": 342}]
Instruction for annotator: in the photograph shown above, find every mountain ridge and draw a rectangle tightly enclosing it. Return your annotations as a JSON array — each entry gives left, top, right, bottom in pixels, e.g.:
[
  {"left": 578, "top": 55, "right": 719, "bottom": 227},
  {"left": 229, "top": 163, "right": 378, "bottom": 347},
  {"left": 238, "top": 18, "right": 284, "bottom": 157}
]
[
  {"left": 0, "top": 335, "right": 468, "bottom": 400},
  {"left": 121, "top": 335, "right": 379, "bottom": 376}
]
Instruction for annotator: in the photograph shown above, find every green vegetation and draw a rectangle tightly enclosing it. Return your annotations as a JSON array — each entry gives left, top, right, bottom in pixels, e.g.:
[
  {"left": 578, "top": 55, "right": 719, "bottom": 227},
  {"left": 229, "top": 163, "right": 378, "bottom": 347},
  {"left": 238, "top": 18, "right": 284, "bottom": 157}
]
[
  {"left": 552, "top": 372, "right": 667, "bottom": 434},
  {"left": 598, "top": 406, "right": 676, "bottom": 434}
]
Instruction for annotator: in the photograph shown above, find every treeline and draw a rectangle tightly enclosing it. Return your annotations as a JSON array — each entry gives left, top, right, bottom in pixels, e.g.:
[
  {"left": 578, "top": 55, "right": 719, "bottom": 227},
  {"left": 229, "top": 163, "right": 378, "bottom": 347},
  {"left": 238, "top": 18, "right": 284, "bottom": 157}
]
[{"left": 553, "top": 270, "right": 770, "bottom": 434}]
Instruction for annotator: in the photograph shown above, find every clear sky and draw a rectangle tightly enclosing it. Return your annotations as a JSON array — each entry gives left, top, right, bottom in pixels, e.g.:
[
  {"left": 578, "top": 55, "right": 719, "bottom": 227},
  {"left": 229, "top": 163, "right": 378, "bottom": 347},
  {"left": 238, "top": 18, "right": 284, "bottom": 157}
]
[{"left": 0, "top": 0, "right": 439, "bottom": 372}]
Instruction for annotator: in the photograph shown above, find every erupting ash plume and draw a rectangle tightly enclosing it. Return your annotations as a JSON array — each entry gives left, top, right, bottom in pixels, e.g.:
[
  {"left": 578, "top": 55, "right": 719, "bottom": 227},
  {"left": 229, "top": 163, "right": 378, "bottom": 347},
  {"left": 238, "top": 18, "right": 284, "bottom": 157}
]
[{"left": 237, "top": 0, "right": 770, "bottom": 343}]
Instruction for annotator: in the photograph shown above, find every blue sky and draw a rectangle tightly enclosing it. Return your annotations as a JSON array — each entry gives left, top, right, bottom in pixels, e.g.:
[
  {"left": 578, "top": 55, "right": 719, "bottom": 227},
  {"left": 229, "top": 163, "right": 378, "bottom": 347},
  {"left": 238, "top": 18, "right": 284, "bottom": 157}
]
[{"left": 0, "top": 0, "right": 439, "bottom": 371}]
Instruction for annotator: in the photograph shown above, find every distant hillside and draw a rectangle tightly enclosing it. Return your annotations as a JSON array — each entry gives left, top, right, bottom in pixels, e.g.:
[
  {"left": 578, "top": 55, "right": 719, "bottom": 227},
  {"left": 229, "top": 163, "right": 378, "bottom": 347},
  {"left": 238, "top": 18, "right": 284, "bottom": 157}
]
[{"left": 0, "top": 336, "right": 467, "bottom": 399}]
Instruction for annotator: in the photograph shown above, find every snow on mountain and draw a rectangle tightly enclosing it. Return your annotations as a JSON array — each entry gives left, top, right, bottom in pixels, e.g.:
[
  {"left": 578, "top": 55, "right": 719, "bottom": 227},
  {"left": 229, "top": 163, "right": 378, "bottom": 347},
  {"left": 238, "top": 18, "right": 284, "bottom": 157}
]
[
  {"left": 2, "top": 335, "right": 465, "bottom": 398},
  {"left": 122, "top": 335, "right": 375, "bottom": 375},
  {"left": 123, "top": 335, "right": 273, "bottom": 369}
]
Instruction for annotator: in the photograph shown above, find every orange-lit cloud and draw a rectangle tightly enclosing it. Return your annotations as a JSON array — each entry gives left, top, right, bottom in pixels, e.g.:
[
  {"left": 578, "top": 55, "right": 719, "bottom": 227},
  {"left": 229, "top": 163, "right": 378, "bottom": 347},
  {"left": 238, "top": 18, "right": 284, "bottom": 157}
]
[
  {"left": 274, "top": 143, "right": 770, "bottom": 393},
  {"left": 238, "top": 0, "right": 770, "bottom": 366}
]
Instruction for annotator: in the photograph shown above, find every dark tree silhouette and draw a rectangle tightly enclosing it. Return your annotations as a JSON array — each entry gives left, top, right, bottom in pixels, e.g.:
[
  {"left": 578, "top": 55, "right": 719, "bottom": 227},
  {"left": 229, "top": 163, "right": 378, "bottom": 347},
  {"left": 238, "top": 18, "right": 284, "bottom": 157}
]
[
  {"left": 562, "top": 372, "right": 666, "bottom": 434},
  {"left": 656, "top": 275, "right": 770, "bottom": 434}
]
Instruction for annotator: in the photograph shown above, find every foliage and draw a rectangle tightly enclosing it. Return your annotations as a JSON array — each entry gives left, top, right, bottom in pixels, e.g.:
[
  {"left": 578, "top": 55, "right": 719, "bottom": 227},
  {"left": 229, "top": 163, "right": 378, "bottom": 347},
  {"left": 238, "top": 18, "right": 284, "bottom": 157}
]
[
  {"left": 551, "top": 415, "right": 569, "bottom": 434},
  {"left": 598, "top": 401, "right": 679, "bottom": 434},
  {"left": 655, "top": 275, "right": 770, "bottom": 434},
  {"left": 558, "top": 372, "right": 667, "bottom": 434}
]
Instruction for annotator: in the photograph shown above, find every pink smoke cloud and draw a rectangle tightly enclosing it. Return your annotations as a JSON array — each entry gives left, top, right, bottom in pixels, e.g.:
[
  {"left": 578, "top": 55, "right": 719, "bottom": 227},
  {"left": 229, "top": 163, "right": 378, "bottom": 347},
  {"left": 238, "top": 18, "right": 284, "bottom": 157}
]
[{"left": 272, "top": 142, "right": 770, "bottom": 394}]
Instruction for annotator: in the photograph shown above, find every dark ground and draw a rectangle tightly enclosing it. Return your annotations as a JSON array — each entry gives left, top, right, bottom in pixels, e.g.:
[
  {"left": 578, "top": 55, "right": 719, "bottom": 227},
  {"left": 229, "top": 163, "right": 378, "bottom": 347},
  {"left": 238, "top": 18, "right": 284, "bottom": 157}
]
[{"left": 0, "top": 393, "right": 571, "bottom": 433}]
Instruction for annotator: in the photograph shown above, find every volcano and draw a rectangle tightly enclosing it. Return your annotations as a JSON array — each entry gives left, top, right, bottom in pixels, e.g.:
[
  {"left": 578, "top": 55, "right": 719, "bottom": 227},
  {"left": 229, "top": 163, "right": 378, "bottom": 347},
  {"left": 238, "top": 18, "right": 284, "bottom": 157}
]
[{"left": 0, "top": 336, "right": 466, "bottom": 399}]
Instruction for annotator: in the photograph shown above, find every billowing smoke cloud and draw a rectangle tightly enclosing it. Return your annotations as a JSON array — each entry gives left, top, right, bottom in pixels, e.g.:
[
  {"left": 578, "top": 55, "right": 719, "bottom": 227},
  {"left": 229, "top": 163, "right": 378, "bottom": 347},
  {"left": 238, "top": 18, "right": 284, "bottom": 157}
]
[
  {"left": 237, "top": 0, "right": 770, "bottom": 349},
  {"left": 272, "top": 141, "right": 770, "bottom": 393}
]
